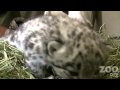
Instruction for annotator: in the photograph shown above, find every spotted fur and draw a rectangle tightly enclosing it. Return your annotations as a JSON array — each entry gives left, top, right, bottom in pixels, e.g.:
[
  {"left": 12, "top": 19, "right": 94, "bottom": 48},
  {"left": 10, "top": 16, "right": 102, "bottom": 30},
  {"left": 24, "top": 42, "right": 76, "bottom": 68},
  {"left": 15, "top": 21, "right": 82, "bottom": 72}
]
[{"left": 0, "top": 12, "right": 109, "bottom": 79}]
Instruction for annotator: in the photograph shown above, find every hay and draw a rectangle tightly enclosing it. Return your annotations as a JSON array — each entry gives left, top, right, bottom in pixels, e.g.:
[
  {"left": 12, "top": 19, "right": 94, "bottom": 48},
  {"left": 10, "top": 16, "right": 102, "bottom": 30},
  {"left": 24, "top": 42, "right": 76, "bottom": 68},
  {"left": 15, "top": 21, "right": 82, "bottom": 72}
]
[{"left": 0, "top": 41, "right": 35, "bottom": 79}]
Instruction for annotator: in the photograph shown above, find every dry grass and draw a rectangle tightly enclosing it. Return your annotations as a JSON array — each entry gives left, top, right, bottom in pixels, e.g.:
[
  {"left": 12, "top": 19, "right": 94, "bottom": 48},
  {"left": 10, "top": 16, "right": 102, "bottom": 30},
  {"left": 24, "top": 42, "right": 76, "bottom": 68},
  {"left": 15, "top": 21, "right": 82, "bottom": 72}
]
[
  {"left": 0, "top": 41, "right": 35, "bottom": 79},
  {"left": 99, "top": 24, "right": 120, "bottom": 79}
]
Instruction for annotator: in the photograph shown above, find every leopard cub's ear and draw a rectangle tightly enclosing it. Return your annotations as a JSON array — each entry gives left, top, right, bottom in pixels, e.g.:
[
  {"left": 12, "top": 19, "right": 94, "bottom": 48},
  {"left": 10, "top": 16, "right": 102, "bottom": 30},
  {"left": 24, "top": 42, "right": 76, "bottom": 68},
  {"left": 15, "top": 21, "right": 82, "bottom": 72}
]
[
  {"left": 44, "top": 11, "right": 68, "bottom": 17},
  {"left": 47, "top": 41, "right": 62, "bottom": 56}
]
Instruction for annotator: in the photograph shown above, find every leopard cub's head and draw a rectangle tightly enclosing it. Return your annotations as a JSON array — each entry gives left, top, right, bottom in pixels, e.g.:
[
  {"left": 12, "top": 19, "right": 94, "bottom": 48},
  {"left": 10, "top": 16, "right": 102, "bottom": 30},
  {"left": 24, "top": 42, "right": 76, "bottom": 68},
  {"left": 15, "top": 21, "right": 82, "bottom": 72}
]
[{"left": 45, "top": 12, "right": 108, "bottom": 79}]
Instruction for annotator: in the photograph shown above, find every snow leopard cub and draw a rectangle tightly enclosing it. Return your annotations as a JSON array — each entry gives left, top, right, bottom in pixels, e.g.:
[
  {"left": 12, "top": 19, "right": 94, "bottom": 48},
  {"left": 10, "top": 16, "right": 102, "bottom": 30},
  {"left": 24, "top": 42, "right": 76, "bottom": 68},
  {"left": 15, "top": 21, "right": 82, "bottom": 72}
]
[{"left": 0, "top": 11, "right": 109, "bottom": 79}]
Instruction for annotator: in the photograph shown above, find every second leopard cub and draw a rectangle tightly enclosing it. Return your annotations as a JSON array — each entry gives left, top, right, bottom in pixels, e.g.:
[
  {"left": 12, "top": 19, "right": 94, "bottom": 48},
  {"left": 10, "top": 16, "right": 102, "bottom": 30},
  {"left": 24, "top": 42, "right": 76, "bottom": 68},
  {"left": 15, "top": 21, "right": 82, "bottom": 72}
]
[{"left": 0, "top": 12, "right": 109, "bottom": 79}]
